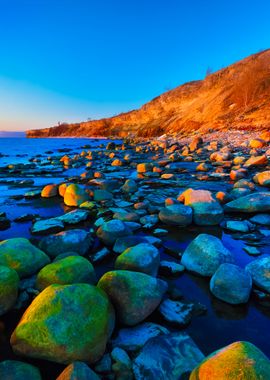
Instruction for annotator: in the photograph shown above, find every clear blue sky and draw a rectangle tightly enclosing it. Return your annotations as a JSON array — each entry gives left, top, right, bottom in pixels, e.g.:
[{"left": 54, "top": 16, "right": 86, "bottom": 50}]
[{"left": 0, "top": 0, "right": 269, "bottom": 130}]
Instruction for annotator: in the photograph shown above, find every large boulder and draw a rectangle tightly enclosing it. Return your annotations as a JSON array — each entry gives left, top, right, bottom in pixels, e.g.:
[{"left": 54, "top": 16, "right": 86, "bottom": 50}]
[
  {"left": 0, "top": 360, "right": 42, "bottom": 380},
  {"left": 11, "top": 284, "right": 115, "bottom": 364},
  {"left": 158, "top": 204, "right": 193, "bottom": 226},
  {"left": 190, "top": 341, "right": 270, "bottom": 379},
  {"left": 64, "top": 184, "right": 89, "bottom": 206},
  {"left": 181, "top": 234, "right": 234, "bottom": 276},
  {"left": 115, "top": 243, "right": 160, "bottom": 276},
  {"left": 133, "top": 332, "right": 204, "bottom": 380},
  {"left": 0, "top": 238, "right": 50, "bottom": 278},
  {"left": 39, "top": 229, "right": 93, "bottom": 258},
  {"left": 246, "top": 256, "right": 270, "bottom": 293},
  {"left": 210, "top": 263, "right": 252, "bottom": 304},
  {"left": 0, "top": 266, "right": 19, "bottom": 316},
  {"left": 178, "top": 189, "right": 224, "bottom": 225},
  {"left": 56, "top": 361, "right": 100, "bottom": 380},
  {"left": 224, "top": 192, "right": 270, "bottom": 213},
  {"left": 97, "top": 220, "right": 131, "bottom": 246},
  {"left": 97, "top": 270, "right": 167, "bottom": 326},
  {"left": 36, "top": 256, "right": 96, "bottom": 291}
]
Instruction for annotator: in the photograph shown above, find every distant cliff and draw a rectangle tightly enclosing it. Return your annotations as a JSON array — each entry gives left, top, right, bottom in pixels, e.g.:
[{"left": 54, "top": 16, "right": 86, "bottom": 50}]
[{"left": 27, "top": 49, "right": 270, "bottom": 138}]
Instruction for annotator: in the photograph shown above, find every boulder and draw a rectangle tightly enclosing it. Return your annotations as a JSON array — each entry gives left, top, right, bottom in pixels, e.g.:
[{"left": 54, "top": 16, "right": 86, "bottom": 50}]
[
  {"left": 210, "top": 263, "right": 252, "bottom": 304},
  {"left": 0, "top": 266, "right": 19, "bottom": 316},
  {"left": 39, "top": 229, "right": 93, "bottom": 258},
  {"left": 190, "top": 341, "right": 270, "bottom": 379},
  {"left": 0, "top": 238, "right": 50, "bottom": 278},
  {"left": 224, "top": 192, "right": 270, "bottom": 213},
  {"left": 41, "top": 184, "right": 58, "bottom": 198},
  {"left": 36, "top": 256, "right": 96, "bottom": 290},
  {"left": 246, "top": 256, "right": 270, "bottom": 293},
  {"left": 64, "top": 184, "right": 89, "bottom": 206},
  {"left": 97, "top": 220, "right": 131, "bottom": 246},
  {"left": 0, "top": 360, "right": 42, "bottom": 380},
  {"left": 158, "top": 204, "right": 193, "bottom": 226},
  {"left": 11, "top": 284, "right": 115, "bottom": 364},
  {"left": 181, "top": 234, "right": 234, "bottom": 276},
  {"left": 97, "top": 270, "right": 167, "bottom": 326}
]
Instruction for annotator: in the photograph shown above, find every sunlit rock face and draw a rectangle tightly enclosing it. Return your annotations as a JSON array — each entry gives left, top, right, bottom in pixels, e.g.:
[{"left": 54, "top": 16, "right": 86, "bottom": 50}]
[
  {"left": 63, "top": 184, "right": 89, "bottom": 206},
  {"left": 190, "top": 341, "right": 270, "bottom": 379},
  {"left": 11, "top": 284, "right": 115, "bottom": 364}
]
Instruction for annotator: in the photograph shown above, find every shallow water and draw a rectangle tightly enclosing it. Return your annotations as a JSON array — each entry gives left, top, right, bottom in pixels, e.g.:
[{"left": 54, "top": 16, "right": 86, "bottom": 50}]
[{"left": 0, "top": 137, "right": 270, "bottom": 378}]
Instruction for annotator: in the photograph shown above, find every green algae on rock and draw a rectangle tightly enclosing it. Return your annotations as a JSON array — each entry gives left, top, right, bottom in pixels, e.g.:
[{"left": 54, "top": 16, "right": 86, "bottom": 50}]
[
  {"left": 11, "top": 284, "right": 115, "bottom": 364},
  {"left": 36, "top": 256, "right": 96, "bottom": 291},
  {"left": 190, "top": 341, "right": 270, "bottom": 379},
  {"left": 0, "top": 238, "right": 50, "bottom": 278},
  {"left": 0, "top": 265, "right": 19, "bottom": 316},
  {"left": 97, "top": 270, "right": 167, "bottom": 326}
]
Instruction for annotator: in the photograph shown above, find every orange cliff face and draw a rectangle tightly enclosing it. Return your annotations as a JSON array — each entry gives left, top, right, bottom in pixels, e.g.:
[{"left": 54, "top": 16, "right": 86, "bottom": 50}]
[{"left": 27, "top": 49, "right": 270, "bottom": 138}]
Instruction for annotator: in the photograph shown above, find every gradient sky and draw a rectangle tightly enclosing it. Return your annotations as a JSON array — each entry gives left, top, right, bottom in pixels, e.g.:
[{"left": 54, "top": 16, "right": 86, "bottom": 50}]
[{"left": 0, "top": 0, "right": 269, "bottom": 131}]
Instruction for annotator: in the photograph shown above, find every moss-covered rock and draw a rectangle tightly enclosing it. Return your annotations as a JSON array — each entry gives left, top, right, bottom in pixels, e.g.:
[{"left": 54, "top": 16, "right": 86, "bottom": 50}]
[
  {"left": 0, "top": 360, "right": 42, "bottom": 380},
  {"left": 190, "top": 341, "right": 270, "bottom": 379},
  {"left": 56, "top": 361, "right": 100, "bottom": 380},
  {"left": 0, "top": 266, "right": 19, "bottom": 316},
  {"left": 11, "top": 284, "right": 115, "bottom": 364},
  {"left": 36, "top": 256, "right": 96, "bottom": 290},
  {"left": 97, "top": 270, "right": 167, "bottom": 326},
  {"left": 0, "top": 238, "right": 50, "bottom": 278}
]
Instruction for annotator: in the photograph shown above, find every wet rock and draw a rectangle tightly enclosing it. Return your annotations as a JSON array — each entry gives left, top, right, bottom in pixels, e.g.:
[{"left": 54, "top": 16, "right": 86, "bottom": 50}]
[
  {"left": 246, "top": 256, "right": 270, "bottom": 293},
  {"left": 178, "top": 189, "right": 224, "bottom": 226},
  {"left": 159, "top": 261, "right": 185, "bottom": 276},
  {"left": 249, "top": 138, "right": 266, "bottom": 148},
  {"left": 91, "top": 247, "right": 112, "bottom": 263},
  {"left": 122, "top": 179, "right": 138, "bottom": 193},
  {"left": 111, "top": 347, "right": 132, "bottom": 380},
  {"left": 57, "top": 209, "right": 89, "bottom": 225},
  {"left": 31, "top": 218, "right": 64, "bottom": 235},
  {"left": 243, "top": 246, "right": 261, "bottom": 256},
  {"left": 210, "top": 263, "right": 252, "bottom": 304},
  {"left": 253, "top": 171, "right": 270, "bottom": 187},
  {"left": 249, "top": 213, "right": 270, "bottom": 226},
  {"left": 225, "top": 220, "right": 251, "bottom": 233},
  {"left": 113, "top": 236, "right": 149, "bottom": 254},
  {"left": 24, "top": 190, "right": 41, "bottom": 199},
  {"left": 190, "top": 341, "right": 270, "bottom": 380},
  {"left": 0, "top": 238, "right": 50, "bottom": 278},
  {"left": 39, "top": 229, "right": 93, "bottom": 258},
  {"left": 64, "top": 184, "right": 89, "bottom": 206},
  {"left": 0, "top": 214, "right": 10, "bottom": 230},
  {"left": 159, "top": 204, "right": 192, "bottom": 226},
  {"left": 224, "top": 192, "right": 270, "bottom": 213},
  {"left": 56, "top": 361, "right": 100, "bottom": 380},
  {"left": 0, "top": 266, "right": 19, "bottom": 316},
  {"left": 244, "top": 155, "right": 268, "bottom": 167},
  {"left": 115, "top": 243, "right": 160, "bottom": 276},
  {"left": 98, "top": 270, "right": 167, "bottom": 326},
  {"left": 111, "top": 322, "right": 169, "bottom": 352},
  {"left": 36, "top": 256, "right": 96, "bottom": 290},
  {"left": 181, "top": 234, "right": 234, "bottom": 276},
  {"left": 11, "top": 284, "right": 115, "bottom": 364},
  {"left": 0, "top": 360, "right": 42, "bottom": 380},
  {"left": 94, "top": 189, "right": 113, "bottom": 202},
  {"left": 41, "top": 184, "right": 58, "bottom": 198},
  {"left": 14, "top": 214, "right": 38, "bottom": 222},
  {"left": 158, "top": 298, "right": 194, "bottom": 327},
  {"left": 94, "top": 354, "right": 112, "bottom": 375},
  {"left": 137, "top": 163, "right": 153, "bottom": 173},
  {"left": 133, "top": 332, "right": 204, "bottom": 380},
  {"left": 97, "top": 220, "right": 131, "bottom": 246}
]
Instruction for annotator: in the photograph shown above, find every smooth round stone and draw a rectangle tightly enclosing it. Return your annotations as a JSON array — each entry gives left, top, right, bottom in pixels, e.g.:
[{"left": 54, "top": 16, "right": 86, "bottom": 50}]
[
  {"left": 190, "top": 341, "right": 270, "bottom": 379},
  {"left": 115, "top": 243, "right": 160, "bottom": 276},
  {"left": 11, "top": 284, "right": 115, "bottom": 364},
  {"left": 224, "top": 192, "right": 270, "bottom": 213},
  {"left": 210, "top": 263, "right": 252, "bottom": 304},
  {"left": 41, "top": 184, "right": 58, "bottom": 198},
  {"left": 137, "top": 163, "right": 153, "bottom": 173},
  {"left": 122, "top": 179, "right": 138, "bottom": 193},
  {"left": 0, "top": 238, "right": 50, "bottom": 278},
  {"left": 97, "top": 270, "right": 168, "bottom": 326},
  {"left": 181, "top": 234, "right": 234, "bottom": 277},
  {"left": 97, "top": 220, "right": 131, "bottom": 246},
  {"left": 0, "top": 360, "right": 42, "bottom": 380},
  {"left": 56, "top": 361, "right": 100, "bottom": 380},
  {"left": 159, "top": 204, "right": 192, "bottom": 226},
  {"left": 254, "top": 171, "right": 270, "bottom": 187},
  {"left": 246, "top": 256, "right": 270, "bottom": 293},
  {"left": 39, "top": 229, "right": 93, "bottom": 258},
  {"left": 36, "top": 256, "right": 96, "bottom": 291},
  {"left": 64, "top": 184, "right": 89, "bottom": 206},
  {"left": 0, "top": 266, "right": 19, "bottom": 316}
]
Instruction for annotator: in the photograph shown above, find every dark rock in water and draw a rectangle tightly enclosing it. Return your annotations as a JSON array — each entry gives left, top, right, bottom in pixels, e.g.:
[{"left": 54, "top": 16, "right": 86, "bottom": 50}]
[
  {"left": 159, "top": 204, "right": 193, "bottom": 226},
  {"left": 0, "top": 238, "right": 50, "bottom": 278},
  {"left": 159, "top": 260, "right": 185, "bottom": 276},
  {"left": 0, "top": 215, "right": 10, "bottom": 230},
  {"left": 31, "top": 218, "right": 64, "bottom": 235},
  {"left": 246, "top": 256, "right": 270, "bottom": 293},
  {"left": 56, "top": 361, "right": 100, "bottom": 380},
  {"left": 113, "top": 236, "right": 149, "bottom": 254},
  {"left": 98, "top": 270, "right": 168, "bottom": 326},
  {"left": 11, "top": 284, "right": 115, "bottom": 364},
  {"left": 181, "top": 234, "right": 234, "bottom": 277},
  {"left": 133, "top": 332, "right": 204, "bottom": 380},
  {"left": 111, "top": 347, "right": 133, "bottom": 380},
  {"left": 91, "top": 247, "right": 112, "bottom": 263},
  {"left": 224, "top": 192, "right": 270, "bottom": 213},
  {"left": 249, "top": 213, "right": 270, "bottom": 226},
  {"left": 190, "top": 341, "right": 270, "bottom": 380},
  {"left": 210, "top": 263, "right": 252, "bottom": 304},
  {"left": 15, "top": 214, "right": 39, "bottom": 222},
  {"left": 0, "top": 360, "right": 42, "bottom": 380},
  {"left": 158, "top": 298, "right": 194, "bottom": 327},
  {"left": 111, "top": 322, "right": 169, "bottom": 352},
  {"left": 39, "top": 229, "right": 94, "bottom": 258},
  {"left": 97, "top": 220, "right": 131, "bottom": 246},
  {"left": 94, "top": 353, "right": 112, "bottom": 375}
]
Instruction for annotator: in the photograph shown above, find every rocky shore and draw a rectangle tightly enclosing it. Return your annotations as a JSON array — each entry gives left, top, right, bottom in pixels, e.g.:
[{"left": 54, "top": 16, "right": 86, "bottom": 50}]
[{"left": 1, "top": 130, "right": 270, "bottom": 379}]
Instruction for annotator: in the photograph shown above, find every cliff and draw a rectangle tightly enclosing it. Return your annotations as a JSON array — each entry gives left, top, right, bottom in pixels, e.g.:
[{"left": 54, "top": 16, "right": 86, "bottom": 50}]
[{"left": 27, "top": 49, "right": 270, "bottom": 138}]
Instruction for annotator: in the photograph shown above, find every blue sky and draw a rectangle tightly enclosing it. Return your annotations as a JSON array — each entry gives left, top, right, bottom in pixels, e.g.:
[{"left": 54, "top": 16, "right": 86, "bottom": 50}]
[{"left": 0, "top": 0, "right": 269, "bottom": 130}]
